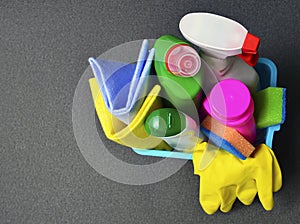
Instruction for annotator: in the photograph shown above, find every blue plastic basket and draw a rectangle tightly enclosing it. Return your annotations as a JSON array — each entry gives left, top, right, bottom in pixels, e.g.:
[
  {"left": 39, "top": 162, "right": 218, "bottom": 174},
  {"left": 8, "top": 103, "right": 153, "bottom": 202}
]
[{"left": 132, "top": 58, "right": 281, "bottom": 160}]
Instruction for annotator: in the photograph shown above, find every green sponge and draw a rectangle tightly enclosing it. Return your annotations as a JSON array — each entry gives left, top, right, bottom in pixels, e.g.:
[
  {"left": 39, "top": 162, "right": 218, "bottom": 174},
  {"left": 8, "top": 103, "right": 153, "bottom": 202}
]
[{"left": 253, "top": 87, "right": 286, "bottom": 129}]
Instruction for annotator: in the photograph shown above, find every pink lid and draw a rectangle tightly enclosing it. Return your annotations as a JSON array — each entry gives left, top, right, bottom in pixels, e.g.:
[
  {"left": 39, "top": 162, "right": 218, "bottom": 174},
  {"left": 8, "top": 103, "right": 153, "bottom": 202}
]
[
  {"left": 165, "top": 44, "right": 201, "bottom": 77},
  {"left": 207, "top": 79, "right": 252, "bottom": 121}
]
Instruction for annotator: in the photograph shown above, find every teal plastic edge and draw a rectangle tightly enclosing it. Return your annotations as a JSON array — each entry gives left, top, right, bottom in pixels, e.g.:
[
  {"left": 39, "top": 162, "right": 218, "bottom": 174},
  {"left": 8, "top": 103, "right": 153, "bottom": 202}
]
[{"left": 132, "top": 57, "right": 281, "bottom": 159}]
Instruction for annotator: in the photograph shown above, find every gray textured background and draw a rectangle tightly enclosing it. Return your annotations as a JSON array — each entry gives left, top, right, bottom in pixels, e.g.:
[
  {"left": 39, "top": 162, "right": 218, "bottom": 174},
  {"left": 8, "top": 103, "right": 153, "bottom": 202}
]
[{"left": 1, "top": 0, "right": 299, "bottom": 223}]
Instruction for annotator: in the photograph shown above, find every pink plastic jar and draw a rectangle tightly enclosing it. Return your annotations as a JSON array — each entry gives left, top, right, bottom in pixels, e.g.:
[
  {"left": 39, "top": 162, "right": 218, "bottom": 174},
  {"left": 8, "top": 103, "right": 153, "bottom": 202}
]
[{"left": 203, "top": 79, "right": 256, "bottom": 143}]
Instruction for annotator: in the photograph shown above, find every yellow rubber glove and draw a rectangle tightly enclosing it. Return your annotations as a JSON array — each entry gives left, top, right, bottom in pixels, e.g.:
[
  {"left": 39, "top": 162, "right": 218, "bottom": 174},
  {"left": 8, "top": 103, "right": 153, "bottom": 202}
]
[
  {"left": 89, "top": 78, "right": 171, "bottom": 149},
  {"left": 192, "top": 143, "right": 282, "bottom": 214}
]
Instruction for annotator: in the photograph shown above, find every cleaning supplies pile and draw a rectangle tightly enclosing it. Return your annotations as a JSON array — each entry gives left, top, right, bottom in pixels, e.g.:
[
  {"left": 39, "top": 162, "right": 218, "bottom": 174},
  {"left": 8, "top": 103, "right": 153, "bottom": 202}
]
[{"left": 88, "top": 12, "right": 286, "bottom": 214}]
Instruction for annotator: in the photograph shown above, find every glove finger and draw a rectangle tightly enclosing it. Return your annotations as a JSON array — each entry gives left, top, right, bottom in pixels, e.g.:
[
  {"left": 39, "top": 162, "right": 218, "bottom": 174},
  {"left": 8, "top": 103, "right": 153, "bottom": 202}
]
[
  {"left": 255, "top": 145, "right": 274, "bottom": 211},
  {"left": 192, "top": 142, "right": 207, "bottom": 175},
  {"left": 268, "top": 148, "right": 283, "bottom": 192},
  {"left": 199, "top": 180, "right": 220, "bottom": 215},
  {"left": 256, "top": 176, "right": 274, "bottom": 210},
  {"left": 218, "top": 186, "right": 237, "bottom": 213},
  {"left": 236, "top": 179, "right": 257, "bottom": 205}
]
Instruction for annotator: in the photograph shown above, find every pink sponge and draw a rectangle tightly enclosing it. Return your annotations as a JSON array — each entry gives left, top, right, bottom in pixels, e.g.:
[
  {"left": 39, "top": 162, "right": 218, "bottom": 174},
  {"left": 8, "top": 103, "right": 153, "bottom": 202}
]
[{"left": 201, "top": 116, "right": 255, "bottom": 159}]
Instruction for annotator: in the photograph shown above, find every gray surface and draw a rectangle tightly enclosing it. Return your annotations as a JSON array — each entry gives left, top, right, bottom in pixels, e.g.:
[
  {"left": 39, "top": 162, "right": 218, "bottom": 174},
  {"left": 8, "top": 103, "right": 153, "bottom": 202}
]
[{"left": 1, "top": 0, "right": 300, "bottom": 223}]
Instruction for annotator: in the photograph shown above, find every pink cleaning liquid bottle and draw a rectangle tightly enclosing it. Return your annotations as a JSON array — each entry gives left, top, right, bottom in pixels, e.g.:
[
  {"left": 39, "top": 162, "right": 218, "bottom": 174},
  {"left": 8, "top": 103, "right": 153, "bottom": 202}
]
[{"left": 203, "top": 79, "right": 256, "bottom": 143}]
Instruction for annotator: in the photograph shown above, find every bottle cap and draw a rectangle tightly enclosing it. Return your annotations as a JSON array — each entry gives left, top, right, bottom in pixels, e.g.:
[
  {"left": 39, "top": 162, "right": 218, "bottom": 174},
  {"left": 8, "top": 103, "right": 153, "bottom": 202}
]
[
  {"left": 165, "top": 44, "right": 201, "bottom": 77},
  {"left": 237, "top": 32, "right": 260, "bottom": 66},
  {"left": 204, "top": 79, "right": 252, "bottom": 121},
  {"left": 144, "top": 108, "right": 186, "bottom": 137}
]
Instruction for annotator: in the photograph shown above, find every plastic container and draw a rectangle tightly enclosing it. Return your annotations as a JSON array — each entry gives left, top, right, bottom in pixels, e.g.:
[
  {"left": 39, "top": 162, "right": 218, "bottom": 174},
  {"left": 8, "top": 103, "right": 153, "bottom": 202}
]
[
  {"left": 203, "top": 79, "right": 256, "bottom": 143},
  {"left": 179, "top": 12, "right": 260, "bottom": 66},
  {"left": 153, "top": 35, "right": 203, "bottom": 110},
  {"left": 132, "top": 58, "right": 281, "bottom": 160},
  {"left": 144, "top": 108, "right": 200, "bottom": 151},
  {"left": 200, "top": 53, "right": 259, "bottom": 94}
]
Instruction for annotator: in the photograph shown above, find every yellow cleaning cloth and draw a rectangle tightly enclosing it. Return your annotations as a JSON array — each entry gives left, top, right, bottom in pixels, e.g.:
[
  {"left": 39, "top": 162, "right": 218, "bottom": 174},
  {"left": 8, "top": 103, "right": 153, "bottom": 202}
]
[
  {"left": 192, "top": 143, "right": 282, "bottom": 214},
  {"left": 89, "top": 78, "right": 170, "bottom": 149}
]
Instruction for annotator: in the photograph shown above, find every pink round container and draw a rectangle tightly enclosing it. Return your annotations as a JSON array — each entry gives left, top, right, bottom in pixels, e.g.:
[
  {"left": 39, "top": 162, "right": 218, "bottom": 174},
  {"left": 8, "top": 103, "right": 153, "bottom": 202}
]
[
  {"left": 165, "top": 44, "right": 201, "bottom": 77},
  {"left": 203, "top": 79, "right": 256, "bottom": 143}
]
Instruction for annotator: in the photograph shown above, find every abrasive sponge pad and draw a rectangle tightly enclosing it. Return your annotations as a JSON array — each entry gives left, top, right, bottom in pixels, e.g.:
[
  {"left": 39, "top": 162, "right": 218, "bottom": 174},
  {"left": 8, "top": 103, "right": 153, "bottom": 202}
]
[
  {"left": 253, "top": 87, "right": 286, "bottom": 129},
  {"left": 201, "top": 116, "right": 255, "bottom": 160}
]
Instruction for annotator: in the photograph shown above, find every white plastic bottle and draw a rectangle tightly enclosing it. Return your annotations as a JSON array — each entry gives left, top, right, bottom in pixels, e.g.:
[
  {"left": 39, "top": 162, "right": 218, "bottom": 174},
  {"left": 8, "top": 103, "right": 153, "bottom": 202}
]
[
  {"left": 200, "top": 53, "right": 259, "bottom": 94},
  {"left": 179, "top": 12, "right": 260, "bottom": 95}
]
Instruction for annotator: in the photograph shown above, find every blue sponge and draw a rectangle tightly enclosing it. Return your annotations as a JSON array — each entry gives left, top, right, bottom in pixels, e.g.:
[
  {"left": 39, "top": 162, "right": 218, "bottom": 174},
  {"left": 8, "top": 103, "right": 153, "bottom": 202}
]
[{"left": 200, "top": 116, "right": 256, "bottom": 160}]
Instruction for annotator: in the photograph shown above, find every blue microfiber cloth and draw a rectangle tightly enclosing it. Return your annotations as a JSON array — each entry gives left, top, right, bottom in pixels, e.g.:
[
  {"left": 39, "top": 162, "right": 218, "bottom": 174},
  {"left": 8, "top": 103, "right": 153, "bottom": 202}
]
[{"left": 89, "top": 39, "right": 155, "bottom": 124}]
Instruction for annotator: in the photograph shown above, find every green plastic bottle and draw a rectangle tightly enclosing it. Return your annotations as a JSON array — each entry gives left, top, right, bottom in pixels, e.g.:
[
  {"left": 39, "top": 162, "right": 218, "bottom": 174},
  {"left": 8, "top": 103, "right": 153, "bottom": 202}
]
[
  {"left": 154, "top": 35, "right": 203, "bottom": 109},
  {"left": 144, "top": 108, "right": 201, "bottom": 151},
  {"left": 144, "top": 108, "right": 186, "bottom": 137}
]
